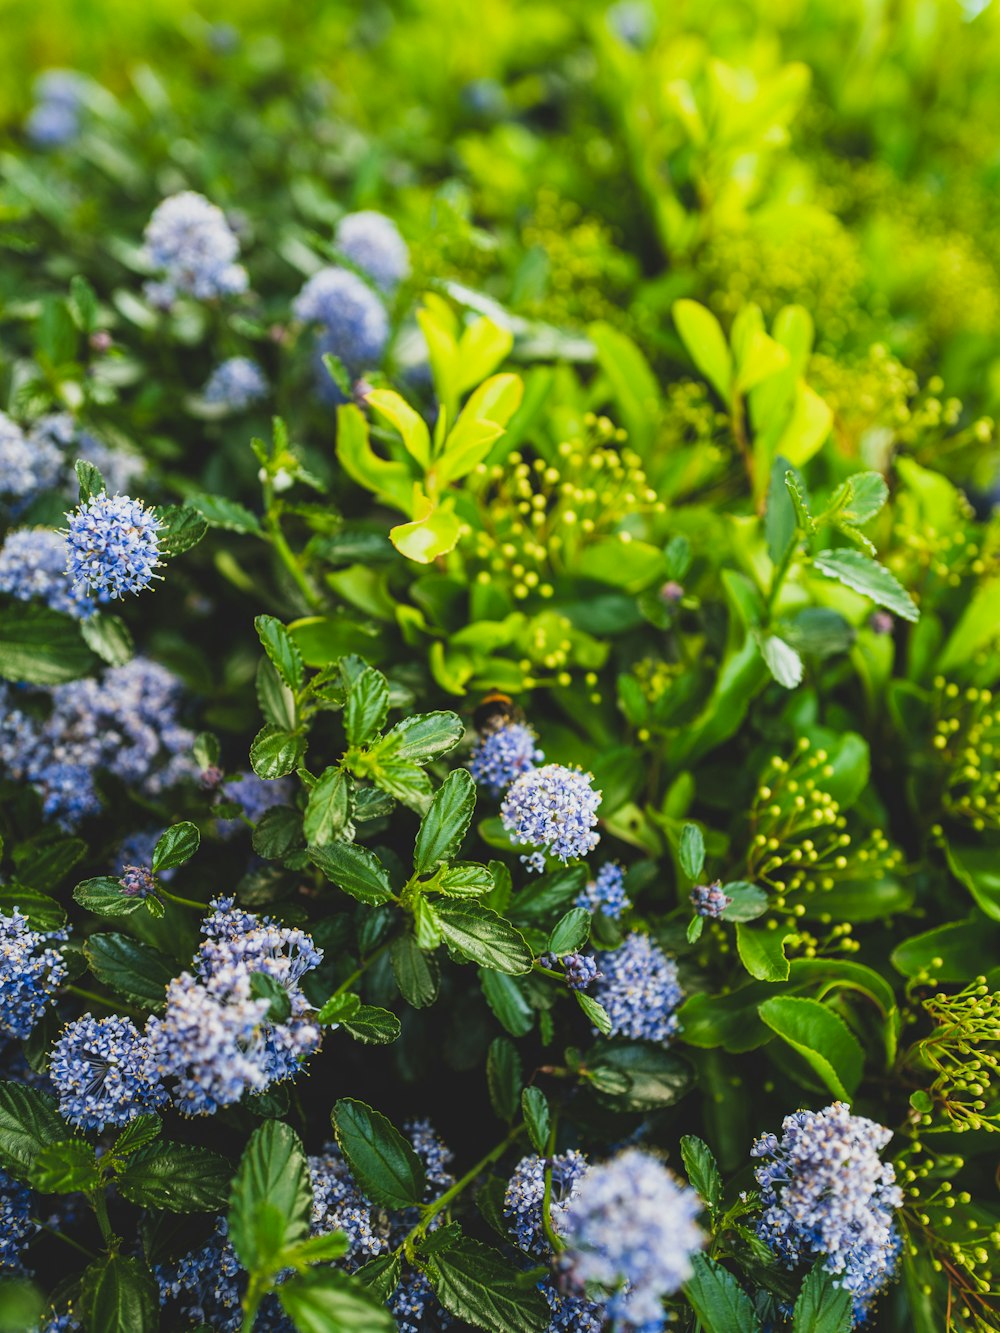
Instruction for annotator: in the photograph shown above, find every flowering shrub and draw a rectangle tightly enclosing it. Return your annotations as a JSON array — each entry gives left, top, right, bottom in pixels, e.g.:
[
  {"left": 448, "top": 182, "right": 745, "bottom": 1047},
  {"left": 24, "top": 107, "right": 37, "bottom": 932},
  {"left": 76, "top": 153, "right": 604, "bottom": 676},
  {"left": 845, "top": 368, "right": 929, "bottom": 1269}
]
[{"left": 0, "top": 3, "right": 1000, "bottom": 1332}]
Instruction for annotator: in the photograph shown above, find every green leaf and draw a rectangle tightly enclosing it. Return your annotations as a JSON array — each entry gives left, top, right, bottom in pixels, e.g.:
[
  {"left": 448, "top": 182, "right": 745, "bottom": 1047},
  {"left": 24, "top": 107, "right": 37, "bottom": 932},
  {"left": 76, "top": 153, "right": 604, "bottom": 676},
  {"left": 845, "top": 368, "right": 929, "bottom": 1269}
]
[
  {"left": 0, "top": 883, "right": 65, "bottom": 932},
  {"left": 486, "top": 1037, "right": 522, "bottom": 1122},
  {"left": 546, "top": 907, "right": 591, "bottom": 956},
  {"left": 942, "top": 841, "right": 1000, "bottom": 922},
  {"left": 75, "top": 457, "right": 105, "bottom": 502},
  {"left": 356, "top": 1251, "right": 403, "bottom": 1302},
  {"left": 279, "top": 1267, "right": 396, "bottom": 1333},
  {"left": 12, "top": 835, "right": 86, "bottom": 892},
  {"left": 390, "top": 933, "right": 440, "bottom": 1008},
  {"left": 838, "top": 471, "right": 889, "bottom": 526},
  {"left": 937, "top": 577, "right": 1000, "bottom": 673},
  {"left": 813, "top": 549, "right": 919, "bottom": 623},
  {"left": 152, "top": 821, "right": 200, "bottom": 873},
  {"left": 0, "top": 1083, "right": 66, "bottom": 1179},
  {"left": 366, "top": 388, "right": 431, "bottom": 468},
  {"left": 0, "top": 605, "right": 97, "bottom": 685},
  {"left": 719, "top": 882, "right": 769, "bottom": 922},
  {"left": 588, "top": 322, "right": 659, "bottom": 456},
  {"left": 116, "top": 1143, "right": 232, "bottom": 1213},
  {"left": 110, "top": 1116, "right": 162, "bottom": 1162},
  {"left": 390, "top": 500, "right": 462, "bottom": 564},
  {"left": 331, "top": 1099, "right": 425, "bottom": 1209},
  {"left": 303, "top": 767, "right": 354, "bottom": 847},
  {"left": 424, "top": 1236, "right": 550, "bottom": 1333},
  {"left": 678, "top": 823, "right": 705, "bottom": 880},
  {"left": 79, "top": 612, "right": 133, "bottom": 667},
  {"left": 69, "top": 274, "right": 98, "bottom": 332},
  {"left": 250, "top": 724, "right": 306, "bottom": 780},
  {"left": 680, "top": 1136, "right": 723, "bottom": 1215},
  {"left": 758, "top": 633, "right": 804, "bottom": 689},
  {"left": 684, "top": 1253, "right": 761, "bottom": 1333},
  {"left": 73, "top": 877, "right": 142, "bottom": 918},
  {"left": 187, "top": 493, "right": 263, "bottom": 535},
  {"left": 765, "top": 456, "right": 797, "bottom": 563},
  {"left": 340, "top": 1005, "right": 401, "bottom": 1045},
  {"left": 30, "top": 1139, "right": 100, "bottom": 1193},
  {"left": 321, "top": 351, "right": 353, "bottom": 399},
  {"left": 252, "top": 805, "right": 304, "bottom": 860},
  {"left": 413, "top": 769, "right": 476, "bottom": 874},
  {"left": 435, "top": 902, "right": 533, "bottom": 975},
  {"left": 587, "top": 1043, "right": 693, "bottom": 1111},
  {"left": 792, "top": 1264, "right": 853, "bottom": 1333},
  {"left": 673, "top": 300, "right": 733, "bottom": 401},
  {"left": 258, "top": 657, "right": 297, "bottom": 730},
  {"left": 345, "top": 665, "right": 390, "bottom": 746},
  {"left": 758, "top": 996, "right": 864, "bottom": 1100},
  {"left": 437, "top": 862, "right": 494, "bottom": 897},
  {"left": 480, "top": 968, "right": 533, "bottom": 1036},
  {"left": 891, "top": 917, "right": 1000, "bottom": 982},
  {"left": 229, "top": 1120, "right": 311, "bottom": 1272},
  {"left": 79, "top": 1255, "right": 158, "bottom": 1333},
  {"left": 0, "top": 1278, "right": 44, "bottom": 1331},
  {"left": 378, "top": 711, "right": 465, "bottom": 763},
  {"left": 255, "top": 615, "right": 305, "bottom": 692},
  {"left": 154, "top": 504, "right": 208, "bottom": 557},
  {"left": 84, "top": 934, "right": 175, "bottom": 1007},
  {"left": 251, "top": 971, "right": 293, "bottom": 1023},
  {"left": 521, "top": 1088, "right": 550, "bottom": 1154},
  {"left": 736, "top": 923, "right": 793, "bottom": 981},
  {"left": 575, "top": 991, "right": 612, "bottom": 1035},
  {"left": 310, "top": 842, "right": 395, "bottom": 905}
]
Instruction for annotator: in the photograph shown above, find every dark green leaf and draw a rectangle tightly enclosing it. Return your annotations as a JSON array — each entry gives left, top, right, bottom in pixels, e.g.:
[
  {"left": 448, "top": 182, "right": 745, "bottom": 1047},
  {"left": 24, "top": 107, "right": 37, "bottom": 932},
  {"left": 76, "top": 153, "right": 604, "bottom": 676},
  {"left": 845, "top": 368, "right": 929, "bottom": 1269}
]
[
  {"left": 303, "top": 767, "right": 354, "bottom": 847},
  {"left": 255, "top": 614, "right": 305, "bottom": 692},
  {"left": 680, "top": 1136, "right": 723, "bottom": 1214},
  {"left": 316, "top": 992, "right": 362, "bottom": 1026},
  {"left": 424, "top": 1236, "right": 549, "bottom": 1333},
  {"left": 110, "top": 1116, "right": 162, "bottom": 1163},
  {"left": 188, "top": 493, "right": 263, "bottom": 535},
  {"left": 310, "top": 842, "right": 394, "bottom": 905},
  {"left": 344, "top": 665, "right": 390, "bottom": 746},
  {"left": 0, "top": 605, "right": 97, "bottom": 685},
  {"left": 73, "top": 877, "right": 142, "bottom": 918},
  {"left": 152, "top": 821, "right": 200, "bottom": 873},
  {"left": 154, "top": 504, "right": 208, "bottom": 557},
  {"left": 250, "top": 724, "right": 306, "bottom": 779},
  {"left": 575, "top": 991, "right": 612, "bottom": 1035},
  {"left": 355, "top": 1252, "right": 403, "bottom": 1303},
  {"left": 390, "top": 934, "right": 440, "bottom": 1008},
  {"left": 12, "top": 835, "right": 86, "bottom": 892},
  {"left": 340, "top": 1005, "right": 401, "bottom": 1045},
  {"left": 30, "top": 1139, "right": 100, "bottom": 1193},
  {"left": 679, "top": 823, "right": 705, "bottom": 880},
  {"left": 792, "top": 1264, "right": 853, "bottom": 1332},
  {"left": 684, "top": 1253, "right": 761, "bottom": 1333},
  {"left": 331, "top": 1099, "right": 425, "bottom": 1209},
  {"left": 378, "top": 712, "right": 465, "bottom": 763},
  {"left": 229, "top": 1120, "right": 311, "bottom": 1272},
  {"left": 758, "top": 996, "right": 864, "bottom": 1100},
  {"left": 0, "top": 1083, "right": 65, "bottom": 1179},
  {"left": 79, "top": 612, "right": 133, "bottom": 667},
  {"left": 79, "top": 1255, "right": 158, "bottom": 1333},
  {"left": 84, "top": 934, "right": 175, "bottom": 1007},
  {"left": 0, "top": 884, "right": 65, "bottom": 931},
  {"left": 546, "top": 906, "right": 590, "bottom": 956},
  {"left": 436, "top": 902, "right": 533, "bottom": 975},
  {"left": 75, "top": 457, "right": 105, "bottom": 502},
  {"left": 437, "top": 862, "right": 494, "bottom": 898},
  {"left": 480, "top": 969, "right": 533, "bottom": 1036},
  {"left": 813, "top": 549, "right": 919, "bottom": 622},
  {"left": 587, "top": 1043, "right": 693, "bottom": 1111},
  {"left": 278, "top": 1267, "right": 396, "bottom": 1333},
  {"left": 521, "top": 1087, "right": 550, "bottom": 1154},
  {"left": 413, "top": 769, "right": 476, "bottom": 874},
  {"left": 487, "top": 1037, "right": 522, "bottom": 1122},
  {"left": 736, "top": 923, "right": 793, "bottom": 981},
  {"left": 252, "top": 805, "right": 304, "bottom": 860},
  {"left": 116, "top": 1143, "right": 232, "bottom": 1213}
]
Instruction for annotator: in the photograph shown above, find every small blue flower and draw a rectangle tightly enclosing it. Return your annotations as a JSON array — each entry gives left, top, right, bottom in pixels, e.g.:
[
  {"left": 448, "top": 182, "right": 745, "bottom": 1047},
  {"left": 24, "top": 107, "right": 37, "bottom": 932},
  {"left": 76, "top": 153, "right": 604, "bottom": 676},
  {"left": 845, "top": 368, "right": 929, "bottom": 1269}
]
[
  {"left": 469, "top": 722, "right": 543, "bottom": 795},
  {"left": 309, "top": 1145, "right": 391, "bottom": 1265},
  {"left": 203, "top": 357, "right": 269, "bottom": 410},
  {"left": 390, "top": 1271, "right": 453, "bottom": 1333},
  {"left": 65, "top": 493, "right": 162, "bottom": 602},
  {"left": 335, "top": 211, "right": 410, "bottom": 293},
  {"left": 156, "top": 1218, "right": 245, "bottom": 1333},
  {"left": 504, "top": 1150, "right": 589, "bottom": 1257},
  {"left": 0, "top": 908, "right": 67, "bottom": 1039},
  {"left": 143, "top": 192, "right": 248, "bottom": 304},
  {"left": 500, "top": 763, "right": 602, "bottom": 865},
  {"left": 118, "top": 829, "right": 175, "bottom": 883},
  {"left": 751, "top": 1102, "right": 903, "bottom": 1323},
  {"left": 119, "top": 864, "right": 156, "bottom": 898},
  {"left": 563, "top": 953, "right": 601, "bottom": 990},
  {"left": 561, "top": 1148, "right": 704, "bottom": 1328},
  {"left": 0, "top": 412, "right": 63, "bottom": 506},
  {"left": 0, "top": 528, "right": 94, "bottom": 618},
  {"left": 50, "top": 1013, "right": 167, "bottom": 1131},
  {"left": 593, "top": 932, "right": 682, "bottom": 1044},
  {"left": 0, "top": 1169, "right": 35, "bottom": 1273},
  {"left": 577, "top": 862, "right": 630, "bottom": 918},
  {"left": 293, "top": 266, "right": 389, "bottom": 373},
  {"left": 690, "top": 882, "right": 731, "bottom": 919},
  {"left": 26, "top": 70, "right": 88, "bottom": 147},
  {"left": 218, "top": 771, "right": 295, "bottom": 835}
]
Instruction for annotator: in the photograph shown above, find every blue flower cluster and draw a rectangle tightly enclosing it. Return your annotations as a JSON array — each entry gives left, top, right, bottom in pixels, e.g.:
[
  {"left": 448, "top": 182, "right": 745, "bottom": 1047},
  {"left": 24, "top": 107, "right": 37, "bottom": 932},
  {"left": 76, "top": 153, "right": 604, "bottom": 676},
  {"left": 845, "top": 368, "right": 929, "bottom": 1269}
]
[
  {"left": 26, "top": 70, "right": 88, "bottom": 147},
  {"left": 293, "top": 267, "right": 389, "bottom": 377},
  {"left": 751, "top": 1101, "right": 903, "bottom": 1322},
  {"left": 577, "top": 862, "right": 631, "bottom": 917},
  {"left": 0, "top": 412, "right": 63, "bottom": 507},
  {"left": 147, "top": 898, "right": 323, "bottom": 1116},
  {"left": 218, "top": 770, "right": 295, "bottom": 835},
  {"left": 119, "top": 864, "right": 156, "bottom": 898},
  {"left": 50, "top": 1013, "right": 167, "bottom": 1132},
  {"left": 469, "top": 721, "right": 544, "bottom": 794},
  {"left": 0, "top": 909, "right": 67, "bottom": 1039},
  {"left": 203, "top": 357, "right": 269, "bottom": 410},
  {"left": 0, "top": 658, "right": 196, "bottom": 829},
  {"left": 143, "top": 191, "right": 248, "bottom": 305},
  {"left": 155, "top": 1218, "right": 247, "bottom": 1333},
  {"left": 335, "top": 211, "right": 410, "bottom": 293},
  {"left": 504, "top": 1149, "right": 589, "bottom": 1257},
  {"left": 0, "top": 529, "right": 93, "bottom": 618},
  {"left": 309, "top": 1145, "right": 391, "bottom": 1265},
  {"left": 390, "top": 1271, "right": 454, "bottom": 1333},
  {"left": 593, "top": 932, "right": 683, "bottom": 1044},
  {"left": 500, "top": 762, "right": 602, "bottom": 869},
  {"left": 0, "top": 1169, "right": 35, "bottom": 1273},
  {"left": 690, "top": 882, "right": 731, "bottom": 918},
  {"left": 560, "top": 1148, "right": 704, "bottom": 1330},
  {"left": 66, "top": 492, "right": 162, "bottom": 602}
]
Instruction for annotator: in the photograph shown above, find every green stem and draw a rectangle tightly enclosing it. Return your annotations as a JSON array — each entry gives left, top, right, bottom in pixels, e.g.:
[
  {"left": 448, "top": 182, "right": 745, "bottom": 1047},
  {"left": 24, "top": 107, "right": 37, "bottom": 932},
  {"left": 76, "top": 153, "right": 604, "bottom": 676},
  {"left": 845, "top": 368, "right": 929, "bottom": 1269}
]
[
  {"left": 240, "top": 1274, "right": 267, "bottom": 1333},
  {"left": 540, "top": 1112, "right": 566, "bottom": 1254},
  {"left": 89, "top": 1189, "right": 113, "bottom": 1247},
  {"left": 332, "top": 937, "right": 393, "bottom": 998},
  {"left": 67, "top": 985, "right": 120, "bottom": 1012},
  {"left": 402, "top": 1124, "right": 525, "bottom": 1258},
  {"left": 158, "top": 887, "right": 209, "bottom": 911},
  {"left": 265, "top": 502, "right": 322, "bottom": 612},
  {"left": 33, "top": 1218, "right": 97, "bottom": 1261},
  {"left": 763, "top": 538, "right": 797, "bottom": 623}
]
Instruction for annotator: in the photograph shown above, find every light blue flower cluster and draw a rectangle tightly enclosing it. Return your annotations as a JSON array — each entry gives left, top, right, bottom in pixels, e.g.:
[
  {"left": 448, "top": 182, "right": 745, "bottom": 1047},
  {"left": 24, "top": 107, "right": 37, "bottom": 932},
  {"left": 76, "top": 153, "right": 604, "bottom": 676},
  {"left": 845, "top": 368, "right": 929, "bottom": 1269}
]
[
  {"left": 0, "top": 1169, "right": 35, "bottom": 1273},
  {"left": 690, "top": 882, "right": 731, "bottom": 918},
  {"left": 50, "top": 1013, "right": 167, "bottom": 1131},
  {"left": 66, "top": 492, "right": 162, "bottom": 601},
  {"left": 0, "top": 529, "right": 93, "bottom": 618},
  {"left": 26, "top": 70, "right": 87, "bottom": 147},
  {"left": 500, "top": 763, "right": 602, "bottom": 869},
  {"left": 560, "top": 1148, "right": 704, "bottom": 1330},
  {"left": 293, "top": 266, "right": 389, "bottom": 376},
  {"left": 469, "top": 721, "right": 544, "bottom": 794},
  {"left": 563, "top": 953, "right": 601, "bottom": 990},
  {"left": 0, "top": 659, "right": 197, "bottom": 829},
  {"left": 751, "top": 1101, "right": 903, "bottom": 1323},
  {"left": 309, "top": 1145, "right": 391, "bottom": 1265},
  {"left": 155, "top": 1218, "right": 246, "bottom": 1333},
  {"left": 28, "top": 412, "right": 144, "bottom": 499},
  {"left": 335, "top": 211, "right": 410, "bottom": 293},
  {"left": 119, "top": 864, "right": 156, "bottom": 898},
  {"left": 504, "top": 1149, "right": 589, "bottom": 1257},
  {"left": 218, "top": 771, "right": 295, "bottom": 835},
  {"left": 577, "top": 862, "right": 631, "bottom": 918},
  {"left": 143, "top": 191, "right": 248, "bottom": 305},
  {"left": 390, "top": 1271, "right": 454, "bottom": 1333},
  {"left": 0, "top": 412, "right": 63, "bottom": 507},
  {"left": 0, "top": 909, "right": 67, "bottom": 1039},
  {"left": 203, "top": 357, "right": 269, "bottom": 410},
  {"left": 147, "top": 898, "right": 323, "bottom": 1115},
  {"left": 593, "top": 932, "right": 683, "bottom": 1044}
]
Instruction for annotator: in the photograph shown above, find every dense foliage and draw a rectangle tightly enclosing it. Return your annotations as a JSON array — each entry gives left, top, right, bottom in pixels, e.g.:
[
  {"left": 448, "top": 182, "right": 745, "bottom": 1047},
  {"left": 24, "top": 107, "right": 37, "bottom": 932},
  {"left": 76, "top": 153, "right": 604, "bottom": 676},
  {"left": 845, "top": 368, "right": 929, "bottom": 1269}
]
[{"left": 1, "top": 2, "right": 999, "bottom": 1330}]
